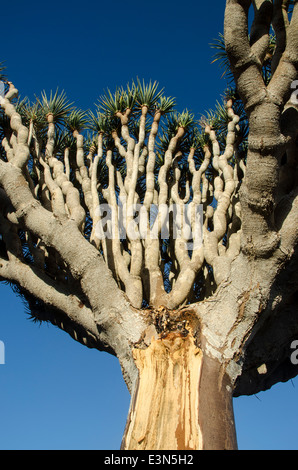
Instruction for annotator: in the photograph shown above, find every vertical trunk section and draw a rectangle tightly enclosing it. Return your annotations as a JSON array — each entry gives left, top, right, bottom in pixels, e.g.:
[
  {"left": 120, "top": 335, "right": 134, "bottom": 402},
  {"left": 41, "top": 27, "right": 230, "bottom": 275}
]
[
  {"left": 240, "top": 101, "right": 284, "bottom": 257},
  {"left": 121, "top": 331, "right": 237, "bottom": 450}
]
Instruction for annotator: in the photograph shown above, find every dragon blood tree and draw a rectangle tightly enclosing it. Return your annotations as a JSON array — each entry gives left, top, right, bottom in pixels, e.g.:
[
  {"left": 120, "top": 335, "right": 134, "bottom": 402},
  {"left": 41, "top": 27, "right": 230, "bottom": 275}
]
[{"left": 0, "top": 0, "right": 298, "bottom": 450}]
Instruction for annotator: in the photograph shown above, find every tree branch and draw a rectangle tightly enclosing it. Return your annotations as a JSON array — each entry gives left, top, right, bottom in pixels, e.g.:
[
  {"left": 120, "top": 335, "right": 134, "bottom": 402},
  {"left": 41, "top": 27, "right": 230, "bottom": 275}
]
[
  {"left": 0, "top": 159, "right": 131, "bottom": 317},
  {"left": 1, "top": 83, "right": 30, "bottom": 168},
  {"left": 276, "top": 186, "right": 298, "bottom": 256},
  {"left": 0, "top": 257, "right": 99, "bottom": 341},
  {"left": 250, "top": 0, "right": 273, "bottom": 64},
  {"left": 268, "top": 1, "right": 298, "bottom": 105},
  {"left": 271, "top": 0, "right": 290, "bottom": 74},
  {"left": 224, "top": 0, "right": 267, "bottom": 111}
]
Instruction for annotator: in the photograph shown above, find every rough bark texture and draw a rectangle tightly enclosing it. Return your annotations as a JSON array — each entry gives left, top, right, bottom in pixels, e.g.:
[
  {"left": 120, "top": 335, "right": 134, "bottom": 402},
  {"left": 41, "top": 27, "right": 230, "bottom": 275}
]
[{"left": 0, "top": 0, "right": 298, "bottom": 450}]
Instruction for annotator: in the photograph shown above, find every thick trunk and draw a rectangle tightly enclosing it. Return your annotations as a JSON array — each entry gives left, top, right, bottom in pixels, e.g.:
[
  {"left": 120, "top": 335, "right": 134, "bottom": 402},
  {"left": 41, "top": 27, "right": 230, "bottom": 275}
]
[{"left": 121, "top": 330, "right": 237, "bottom": 451}]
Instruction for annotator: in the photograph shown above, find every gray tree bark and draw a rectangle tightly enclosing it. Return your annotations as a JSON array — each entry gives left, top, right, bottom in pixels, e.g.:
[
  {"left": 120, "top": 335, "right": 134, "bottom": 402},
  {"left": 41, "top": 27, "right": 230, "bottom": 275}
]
[{"left": 0, "top": 0, "right": 297, "bottom": 449}]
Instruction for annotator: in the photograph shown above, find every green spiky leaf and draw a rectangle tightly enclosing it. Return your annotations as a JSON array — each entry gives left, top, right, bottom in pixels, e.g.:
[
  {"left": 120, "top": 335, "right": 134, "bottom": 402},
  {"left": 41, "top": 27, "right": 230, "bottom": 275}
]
[
  {"left": 38, "top": 89, "right": 73, "bottom": 125},
  {"left": 66, "top": 109, "right": 88, "bottom": 133},
  {"left": 135, "top": 78, "right": 164, "bottom": 109}
]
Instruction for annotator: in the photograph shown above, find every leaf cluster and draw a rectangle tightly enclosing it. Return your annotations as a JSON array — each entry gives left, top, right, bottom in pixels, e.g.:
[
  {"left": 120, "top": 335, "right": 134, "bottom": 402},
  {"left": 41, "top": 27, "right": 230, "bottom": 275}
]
[
  {"left": 97, "top": 78, "right": 176, "bottom": 117},
  {"left": 210, "top": 31, "right": 276, "bottom": 86}
]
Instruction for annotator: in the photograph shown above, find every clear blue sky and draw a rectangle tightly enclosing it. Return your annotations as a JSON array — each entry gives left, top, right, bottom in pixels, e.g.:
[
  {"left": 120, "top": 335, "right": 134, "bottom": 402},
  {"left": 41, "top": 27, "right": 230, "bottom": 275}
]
[{"left": 0, "top": 0, "right": 297, "bottom": 450}]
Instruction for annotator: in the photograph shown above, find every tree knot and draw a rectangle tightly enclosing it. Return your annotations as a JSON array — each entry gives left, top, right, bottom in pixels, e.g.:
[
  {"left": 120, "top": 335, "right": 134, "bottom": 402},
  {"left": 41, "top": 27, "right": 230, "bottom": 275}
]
[{"left": 150, "top": 306, "right": 190, "bottom": 338}]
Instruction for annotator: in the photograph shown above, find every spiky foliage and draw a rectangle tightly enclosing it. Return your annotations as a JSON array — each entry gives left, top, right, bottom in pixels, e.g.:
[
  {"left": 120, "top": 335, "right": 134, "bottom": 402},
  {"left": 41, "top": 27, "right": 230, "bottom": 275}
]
[
  {"left": 210, "top": 33, "right": 234, "bottom": 81},
  {"left": 0, "top": 70, "right": 249, "bottom": 320},
  {"left": 0, "top": 61, "right": 6, "bottom": 83},
  {"left": 37, "top": 89, "right": 73, "bottom": 126},
  {"left": 97, "top": 85, "right": 136, "bottom": 115},
  {"left": 210, "top": 32, "right": 276, "bottom": 86},
  {"left": 66, "top": 109, "right": 88, "bottom": 133},
  {"left": 135, "top": 78, "right": 164, "bottom": 109},
  {"left": 157, "top": 95, "right": 176, "bottom": 114}
]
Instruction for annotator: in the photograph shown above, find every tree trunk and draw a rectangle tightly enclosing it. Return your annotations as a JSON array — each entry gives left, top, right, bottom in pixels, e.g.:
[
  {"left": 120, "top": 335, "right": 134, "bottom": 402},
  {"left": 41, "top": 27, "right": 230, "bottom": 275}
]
[{"left": 121, "top": 330, "right": 237, "bottom": 451}]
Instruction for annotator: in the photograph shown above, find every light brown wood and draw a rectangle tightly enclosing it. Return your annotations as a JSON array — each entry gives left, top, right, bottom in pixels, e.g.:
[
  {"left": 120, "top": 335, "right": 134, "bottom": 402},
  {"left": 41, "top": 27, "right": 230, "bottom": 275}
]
[{"left": 122, "top": 331, "right": 203, "bottom": 450}]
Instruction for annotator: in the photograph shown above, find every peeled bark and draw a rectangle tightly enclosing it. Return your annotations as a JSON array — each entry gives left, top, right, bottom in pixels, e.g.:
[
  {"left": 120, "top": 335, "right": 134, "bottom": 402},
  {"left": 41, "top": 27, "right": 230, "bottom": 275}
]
[{"left": 121, "top": 329, "right": 237, "bottom": 451}]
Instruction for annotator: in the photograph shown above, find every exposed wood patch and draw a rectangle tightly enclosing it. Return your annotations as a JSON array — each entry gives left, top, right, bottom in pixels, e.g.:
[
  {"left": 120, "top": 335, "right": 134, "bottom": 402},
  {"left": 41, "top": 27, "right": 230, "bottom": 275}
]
[{"left": 122, "top": 331, "right": 203, "bottom": 450}]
